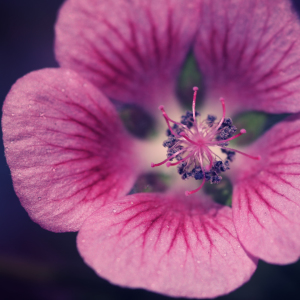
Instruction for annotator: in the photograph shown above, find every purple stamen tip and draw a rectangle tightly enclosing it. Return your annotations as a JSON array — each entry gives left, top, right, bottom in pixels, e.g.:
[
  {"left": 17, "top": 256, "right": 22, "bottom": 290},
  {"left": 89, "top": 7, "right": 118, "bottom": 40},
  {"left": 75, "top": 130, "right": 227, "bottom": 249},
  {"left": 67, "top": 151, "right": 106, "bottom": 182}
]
[
  {"left": 166, "top": 162, "right": 171, "bottom": 167},
  {"left": 240, "top": 129, "right": 246, "bottom": 134},
  {"left": 151, "top": 162, "right": 155, "bottom": 168},
  {"left": 193, "top": 86, "right": 199, "bottom": 91},
  {"left": 158, "top": 105, "right": 164, "bottom": 110}
]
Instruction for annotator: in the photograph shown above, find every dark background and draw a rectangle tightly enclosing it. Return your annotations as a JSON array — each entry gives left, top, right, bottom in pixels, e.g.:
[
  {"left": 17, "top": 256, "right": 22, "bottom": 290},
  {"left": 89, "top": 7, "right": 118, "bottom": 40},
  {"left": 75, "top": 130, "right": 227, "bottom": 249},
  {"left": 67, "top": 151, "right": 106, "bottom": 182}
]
[{"left": 1, "top": 1, "right": 300, "bottom": 299}]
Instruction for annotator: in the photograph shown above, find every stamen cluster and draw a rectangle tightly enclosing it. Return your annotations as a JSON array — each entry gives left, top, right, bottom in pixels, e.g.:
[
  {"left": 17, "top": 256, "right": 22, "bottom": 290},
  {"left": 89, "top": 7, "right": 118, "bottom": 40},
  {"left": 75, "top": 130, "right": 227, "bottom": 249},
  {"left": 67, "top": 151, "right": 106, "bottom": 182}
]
[
  {"left": 164, "top": 114, "right": 236, "bottom": 182},
  {"left": 151, "top": 87, "right": 260, "bottom": 196}
]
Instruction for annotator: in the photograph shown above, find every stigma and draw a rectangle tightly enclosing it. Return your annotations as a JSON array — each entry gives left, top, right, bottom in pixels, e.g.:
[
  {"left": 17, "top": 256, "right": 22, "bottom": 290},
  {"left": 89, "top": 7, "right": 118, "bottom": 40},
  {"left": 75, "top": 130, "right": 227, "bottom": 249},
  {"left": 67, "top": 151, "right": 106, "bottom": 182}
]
[{"left": 151, "top": 87, "right": 260, "bottom": 196}]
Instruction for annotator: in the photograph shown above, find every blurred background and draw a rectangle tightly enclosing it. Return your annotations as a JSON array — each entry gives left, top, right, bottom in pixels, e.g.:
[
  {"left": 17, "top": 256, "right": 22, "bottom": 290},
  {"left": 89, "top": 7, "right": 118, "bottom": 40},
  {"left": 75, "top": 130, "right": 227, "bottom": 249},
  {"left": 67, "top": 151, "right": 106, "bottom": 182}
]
[{"left": 1, "top": 0, "right": 300, "bottom": 299}]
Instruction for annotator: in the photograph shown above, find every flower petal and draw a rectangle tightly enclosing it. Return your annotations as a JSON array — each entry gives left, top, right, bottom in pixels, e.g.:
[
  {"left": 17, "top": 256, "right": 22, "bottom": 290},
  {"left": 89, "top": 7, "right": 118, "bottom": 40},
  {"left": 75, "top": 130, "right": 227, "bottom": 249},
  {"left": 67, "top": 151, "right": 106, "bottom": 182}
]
[
  {"left": 77, "top": 193, "right": 257, "bottom": 298},
  {"left": 194, "top": 0, "right": 300, "bottom": 114},
  {"left": 232, "top": 114, "right": 300, "bottom": 264},
  {"left": 55, "top": 0, "right": 200, "bottom": 110},
  {"left": 2, "top": 68, "right": 140, "bottom": 232}
]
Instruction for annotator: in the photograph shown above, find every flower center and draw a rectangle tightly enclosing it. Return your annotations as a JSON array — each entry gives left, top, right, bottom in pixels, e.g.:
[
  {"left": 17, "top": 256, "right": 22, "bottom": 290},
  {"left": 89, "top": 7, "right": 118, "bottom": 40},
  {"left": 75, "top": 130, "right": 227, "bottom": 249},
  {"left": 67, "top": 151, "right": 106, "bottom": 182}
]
[{"left": 151, "top": 87, "right": 260, "bottom": 196}]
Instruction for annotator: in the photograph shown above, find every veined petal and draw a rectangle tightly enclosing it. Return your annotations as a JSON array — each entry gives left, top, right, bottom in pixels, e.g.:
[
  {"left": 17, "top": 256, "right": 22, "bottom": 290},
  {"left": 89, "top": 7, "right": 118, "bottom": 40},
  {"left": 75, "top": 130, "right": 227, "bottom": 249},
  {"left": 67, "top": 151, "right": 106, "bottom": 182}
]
[
  {"left": 2, "top": 68, "right": 140, "bottom": 232},
  {"left": 55, "top": 0, "right": 200, "bottom": 110},
  {"left": 78, "top": 193, "right": 257, "bottom": 298},
  {"left": 194, "top": 0, "right": 300, "bottom": 114},
  {"left": 232, "top": 114, "right": 300, "bottom": 264}
]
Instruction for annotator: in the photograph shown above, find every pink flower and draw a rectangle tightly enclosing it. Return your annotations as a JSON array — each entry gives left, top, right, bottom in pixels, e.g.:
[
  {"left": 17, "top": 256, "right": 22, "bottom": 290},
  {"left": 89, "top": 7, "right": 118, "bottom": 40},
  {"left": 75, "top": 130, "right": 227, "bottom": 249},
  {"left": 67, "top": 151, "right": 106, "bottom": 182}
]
[{"left": 2, "top": 0, "right": 300, "bottom": 298}]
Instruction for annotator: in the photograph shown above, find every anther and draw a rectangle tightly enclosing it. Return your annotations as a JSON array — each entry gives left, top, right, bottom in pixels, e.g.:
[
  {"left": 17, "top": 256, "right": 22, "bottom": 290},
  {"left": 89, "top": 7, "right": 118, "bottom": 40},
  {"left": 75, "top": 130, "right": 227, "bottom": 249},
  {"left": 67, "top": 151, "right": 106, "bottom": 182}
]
[{"left": 211, "top": 128, "right": 247, "bottom": 144}]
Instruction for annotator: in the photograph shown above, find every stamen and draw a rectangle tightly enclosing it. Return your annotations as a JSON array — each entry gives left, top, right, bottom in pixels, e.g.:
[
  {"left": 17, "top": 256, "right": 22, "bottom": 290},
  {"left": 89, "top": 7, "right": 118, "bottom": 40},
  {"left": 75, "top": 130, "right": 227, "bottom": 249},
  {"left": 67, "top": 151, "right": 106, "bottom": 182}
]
[
  {"left": 185, "top": 178, "right": 206, "bottom": 196},
  {"left": 166, "top": 151, "right": 196, "bottom": 167},
  {"left": 208, "top": 129, "right": 247, "bottom": 145},
  {"left": 204, "top": 148, "right": 214, "bottom": 170},
  {"left": 151, "top": 147, "right": 186, "bottom": 168},
  {"left": 159, "top": 105, "right": 179, "bottom": 137},
  {"left": 152, "top": 87, "right": 260, "bottom": 196},
  {"left": 205, "top": 100, "right": 224, "bottom": 140},
  {"left": 159, "top": 105, "right": 192, "bottom": 135},
  {"left": 215, "top": 98, "right": 226, "bottom": 130},
  {"left": 221, "top": 147, "right": 261, "bottom": 160},
  {"left": 192, "top": 86, "right": 199, "bottom": 122}
]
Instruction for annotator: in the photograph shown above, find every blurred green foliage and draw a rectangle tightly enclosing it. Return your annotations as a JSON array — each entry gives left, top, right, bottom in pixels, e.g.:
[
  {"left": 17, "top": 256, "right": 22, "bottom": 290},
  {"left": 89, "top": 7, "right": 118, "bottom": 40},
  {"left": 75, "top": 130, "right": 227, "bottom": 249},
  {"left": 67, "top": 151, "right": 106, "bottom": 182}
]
[{"left": 176, "top": 54, "right": 204, "bottom": 108}]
